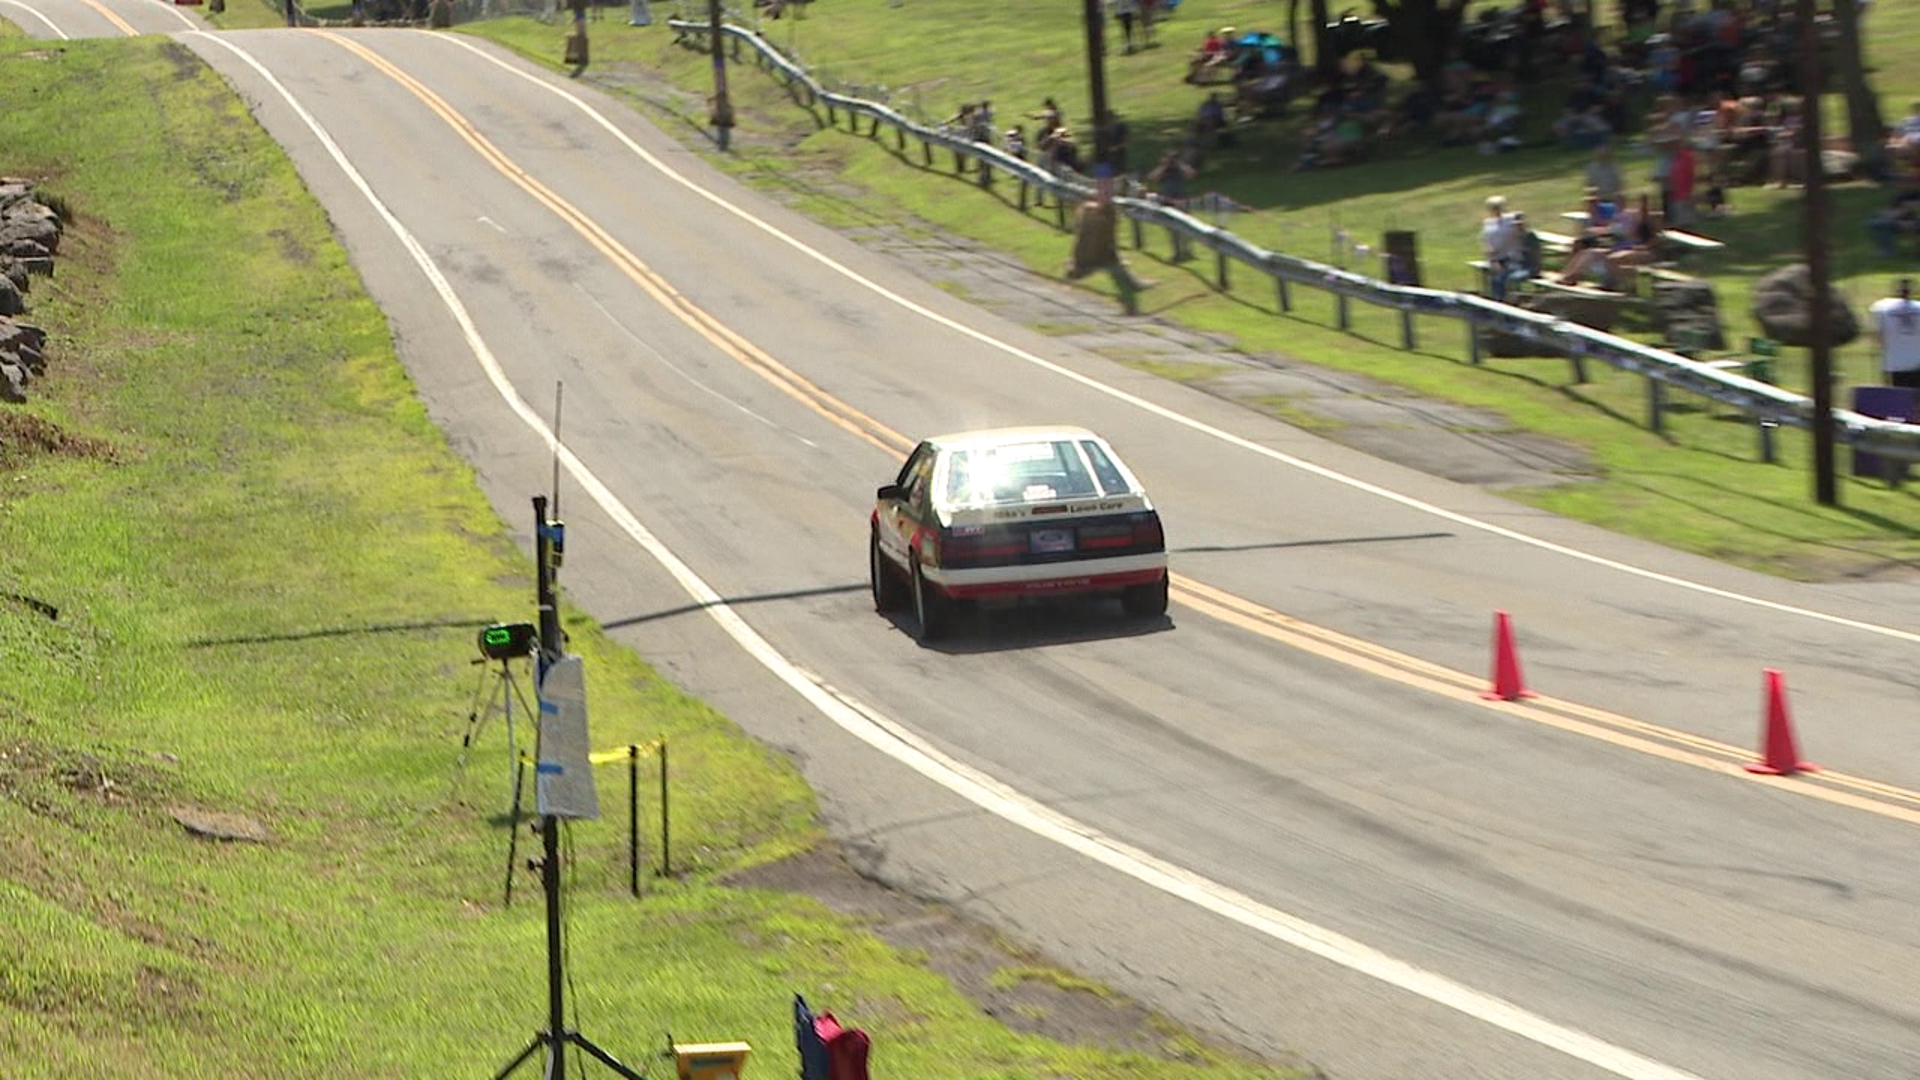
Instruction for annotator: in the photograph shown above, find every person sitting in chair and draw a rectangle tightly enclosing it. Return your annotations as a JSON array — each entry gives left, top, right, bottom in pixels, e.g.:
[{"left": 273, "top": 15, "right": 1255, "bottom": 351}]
[{"left": 1186, "top": 27, "right": 1233, "bottom": 83}]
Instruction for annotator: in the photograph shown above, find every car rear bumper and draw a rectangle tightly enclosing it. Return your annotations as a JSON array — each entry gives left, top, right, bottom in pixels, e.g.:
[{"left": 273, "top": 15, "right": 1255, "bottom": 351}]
[{"left": 923, "top": 554, "right": 1167, "bottom": 600}]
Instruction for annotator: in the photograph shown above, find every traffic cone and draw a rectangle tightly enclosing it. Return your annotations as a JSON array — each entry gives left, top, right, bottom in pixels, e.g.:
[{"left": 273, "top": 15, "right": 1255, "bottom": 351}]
[
  {"left": 1745, "top": 668, "right": 1817, "bottom": 776},
  {"left": 1481, "top": 610, "right": 1536, "bottom": 701}
]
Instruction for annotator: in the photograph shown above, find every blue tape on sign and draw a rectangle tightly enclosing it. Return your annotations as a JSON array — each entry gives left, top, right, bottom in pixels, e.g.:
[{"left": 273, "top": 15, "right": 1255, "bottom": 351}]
[
  {"left": 536, "top": 763, "right": 564, "bottom": 775},
  {"left": 540, "top": 700, "right": 559, "bottom": 714}
]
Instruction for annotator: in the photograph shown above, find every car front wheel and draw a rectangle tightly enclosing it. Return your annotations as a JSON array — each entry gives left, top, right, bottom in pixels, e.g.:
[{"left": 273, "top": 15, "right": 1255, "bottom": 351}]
[
  {"left": 1122, "top": 574, "right": 1169, "bottom": 618},
  {"left": 871, "top": 529, "right": 907, "bottom": 613},
  {"left": 911, "top": 558, "right": 950, "bottom": 641}
]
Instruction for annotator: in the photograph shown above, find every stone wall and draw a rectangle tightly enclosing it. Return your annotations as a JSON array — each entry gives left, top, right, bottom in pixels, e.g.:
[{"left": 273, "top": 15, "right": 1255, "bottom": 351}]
[{"left": 0, "top": 178, "right": 62, "bottom": 404}]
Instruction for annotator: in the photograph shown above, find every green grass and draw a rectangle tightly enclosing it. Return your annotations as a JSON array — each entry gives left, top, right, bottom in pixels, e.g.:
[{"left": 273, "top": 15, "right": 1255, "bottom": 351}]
[
  {"left": 458, "top": 2, "right": 1920, "bottom": 580},
  {"left": 0, "top": 36, "right": 1298, "bottom": 1078}
]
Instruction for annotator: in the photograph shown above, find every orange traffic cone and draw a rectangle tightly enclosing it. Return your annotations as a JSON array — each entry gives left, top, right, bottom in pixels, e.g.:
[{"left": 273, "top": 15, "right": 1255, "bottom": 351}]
[
  {"left": 1746, "top": 668, "right": 1816, "bottom": 776},
  {"left": 1481, "top": 610, "right": 1536, "bottom": 701}
]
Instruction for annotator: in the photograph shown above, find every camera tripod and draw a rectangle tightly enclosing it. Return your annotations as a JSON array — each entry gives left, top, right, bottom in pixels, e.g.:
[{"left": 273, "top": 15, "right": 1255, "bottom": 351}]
[
  {"left": 457, "top": 654, "right": 540, "bottom": 907},
  {"left": 458, "top": 653, "right": 538, "bottom": 814}
]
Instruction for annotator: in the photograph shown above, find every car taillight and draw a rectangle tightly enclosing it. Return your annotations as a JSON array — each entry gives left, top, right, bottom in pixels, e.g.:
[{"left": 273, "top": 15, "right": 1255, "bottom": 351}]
[{"left": 1132, "top": 514, "right": 1164, "bottom": 550}]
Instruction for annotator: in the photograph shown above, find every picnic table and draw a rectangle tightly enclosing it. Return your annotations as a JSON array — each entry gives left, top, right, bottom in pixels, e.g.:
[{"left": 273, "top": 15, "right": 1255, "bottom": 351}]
[{"left": 1559, "top": 211, "right": 1725, "bottom": 253}]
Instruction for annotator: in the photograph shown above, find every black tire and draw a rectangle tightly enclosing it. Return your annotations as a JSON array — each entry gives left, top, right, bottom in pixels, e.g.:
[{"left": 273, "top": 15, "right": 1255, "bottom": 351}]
[
  {"left": 870, "top": 529, "right": 906, "bottom": 613},
  {"left": 1122, "top": 574, "right": 1170, "bottom": 618},
  {"left": 911, "top": 559, "right": 950, "bottom": 642}
]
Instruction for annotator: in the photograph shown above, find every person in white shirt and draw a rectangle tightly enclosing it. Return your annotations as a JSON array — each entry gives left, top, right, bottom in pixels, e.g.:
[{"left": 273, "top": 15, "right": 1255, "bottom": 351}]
[
  {"left": 1870, "top": 278, "right": 1920, "bottom": 389},
  {"left": 1480, "top": 195, "right": 1525, "bottom": 300}
]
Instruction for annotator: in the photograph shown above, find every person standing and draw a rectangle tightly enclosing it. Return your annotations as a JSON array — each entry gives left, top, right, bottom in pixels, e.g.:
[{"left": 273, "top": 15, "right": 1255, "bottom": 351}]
[
  {"left": 1870, "top": 278, "right": 1920, "bottom": 390},
  {"left": 1113, "top": 0, "right": 1140, "bottom": 54},
  {"left": 1480, "top": 195, "right": 1524, "bottom": 301}
]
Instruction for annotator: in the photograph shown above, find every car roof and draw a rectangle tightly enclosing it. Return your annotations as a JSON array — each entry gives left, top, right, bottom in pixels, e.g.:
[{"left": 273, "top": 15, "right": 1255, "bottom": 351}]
[{"left": 923, "top": 425, "right": 1107, "bottom": 450}]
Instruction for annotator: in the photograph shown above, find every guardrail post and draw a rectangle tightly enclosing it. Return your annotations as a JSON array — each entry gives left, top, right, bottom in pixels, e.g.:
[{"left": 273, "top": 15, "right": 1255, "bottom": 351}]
[
  {"left": 954, "top": 148, "right": 965, "bottom": 174},
  {"left": 1569, "top": 354, "right": 1589, "bottom": 383},
  {"left": 978, "top": 157, "right": 991, "bottom": 188},
  {"left": 921, "top": 139, "right": 932, "bottom": 167},
  {"left": 1276, "top": 274, "right": 1290, "bottom": 312},
  {"left": 1647, "top": 376, "right": 1666, "bottom": 434},
  {"left": 1466, "top": 315, "right": 1482, "bottom": 364},
  {"left": 1056, "top": 197, "right": 1067, "bottom": 230},
  {"left": 1018, "top": 180, "right": 1029, "bottom": 211},
  {"left": 1758, "top": 418, "right": 1777, "bottom": 463},
  {"left": 1400, "top": 309, "right": 1416, "bottom": 351},
  {"left": 1131, "top": 215, "right": 1143, "bottom": 250},
  {"left": 1216, "top": 250, "right": 1230, "bottom": 291},
  {"left": 827, "top": 101, "right": 836, "bottom": 125},
  {"left": 1336, "top": 292, "right": 1350, "bottom": 331},
  {"left": 896, "top": 127, "right": 906, "bottom": 151}
]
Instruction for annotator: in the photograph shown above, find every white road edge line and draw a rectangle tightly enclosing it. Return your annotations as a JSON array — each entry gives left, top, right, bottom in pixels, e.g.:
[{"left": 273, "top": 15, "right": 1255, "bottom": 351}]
[
  {"left": 435, "top": 30, "right": 1920, "bottom": 649},
  {"left": 0, "top": 0, "right": 71, "bottom": 38},
  {"left": 148, "top": 0, "right": 200, "bottom": 32},
  {"left": 191, "top": 29, "right": 1706, "bottom": 1080}
]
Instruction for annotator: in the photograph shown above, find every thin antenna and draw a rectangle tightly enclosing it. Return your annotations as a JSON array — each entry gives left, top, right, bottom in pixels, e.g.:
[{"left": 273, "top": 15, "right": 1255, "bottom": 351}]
[{"left": 551, "top": 381, "right": 564, "bottom": 518}]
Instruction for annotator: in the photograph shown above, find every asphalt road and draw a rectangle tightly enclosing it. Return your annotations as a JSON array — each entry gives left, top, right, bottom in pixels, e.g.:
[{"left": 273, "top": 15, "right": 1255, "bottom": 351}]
[{"left": 10, "top": 11, "right": 1920, "bottom": 1079}]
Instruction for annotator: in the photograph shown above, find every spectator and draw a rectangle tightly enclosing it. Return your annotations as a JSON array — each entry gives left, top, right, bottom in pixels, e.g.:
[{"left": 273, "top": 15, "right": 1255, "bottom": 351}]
[
  {"left": 1885, "top": 101, "right": 1920, "bottom": 170},
  {"left": 1869, "top": 185, "right": 1920, "bottom": 257},
  {"left": 1870, "top": 278, "right": 1920, "bottom": 390},
  {"left": 1585, "top": 142, "right": 1624, "bottom": 204},
  {"left": 1112, "top": 0, "right": 1141, "bottom": 54},
  {"left": 1030, "top": 97, "right": 1063, "bottom": 141},
  {"left": 1146, "top": 148, "right": 1198, "bottom": 261},
  {"left": 1186, "top": 27, "right": 1232, "bottom": 83},
  {"left": 1480, "top": 195, "right": 1527, "bottom": 300},
  {"left": 1194, "top": 92, "right": 1231, "bottom": 149},
  {"left": 1005, "top": 125, "right": 1030, "bottom": 161}
]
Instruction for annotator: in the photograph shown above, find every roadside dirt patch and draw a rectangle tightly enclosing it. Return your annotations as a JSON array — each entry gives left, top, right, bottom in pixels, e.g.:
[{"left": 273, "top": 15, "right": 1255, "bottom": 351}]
[
  {"left": 726, "top": 843, "right": 1303, "bottom": 1071},
  {"left": 0, "top": 411, "right": 116, "bottom": 469}
]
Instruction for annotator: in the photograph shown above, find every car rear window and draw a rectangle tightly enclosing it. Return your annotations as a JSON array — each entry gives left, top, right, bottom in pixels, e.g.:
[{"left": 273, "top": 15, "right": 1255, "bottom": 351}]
[
  {"left": 946, "top": 440, "right": 1102, "bottom": 505},
  {"left": 1079, "top": 440, "right": 1132, "bottom": 496}
]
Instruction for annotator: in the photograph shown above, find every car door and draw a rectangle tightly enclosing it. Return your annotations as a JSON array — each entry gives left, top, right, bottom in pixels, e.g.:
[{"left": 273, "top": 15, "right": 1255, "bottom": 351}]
[{"left": 880, "top": 443, "right": 935, "bottom": 570}]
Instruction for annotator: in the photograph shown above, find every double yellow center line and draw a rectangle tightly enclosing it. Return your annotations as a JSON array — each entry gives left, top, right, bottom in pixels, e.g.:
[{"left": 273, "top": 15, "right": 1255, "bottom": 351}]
[{"left": 318, "top": 31, "right": 1920, "bottom": 828}]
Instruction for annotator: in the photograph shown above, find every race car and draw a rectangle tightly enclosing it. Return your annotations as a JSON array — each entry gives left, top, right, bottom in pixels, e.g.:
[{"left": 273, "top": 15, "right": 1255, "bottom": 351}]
[{"left": 869, "top": 426, "right": 1169, "bottom": 641}]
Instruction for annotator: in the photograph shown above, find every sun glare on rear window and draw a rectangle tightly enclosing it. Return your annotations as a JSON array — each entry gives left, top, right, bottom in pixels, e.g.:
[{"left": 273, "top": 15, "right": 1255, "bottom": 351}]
[{"left": 947, "top": 440, "right": 1101, "bottom": 505}]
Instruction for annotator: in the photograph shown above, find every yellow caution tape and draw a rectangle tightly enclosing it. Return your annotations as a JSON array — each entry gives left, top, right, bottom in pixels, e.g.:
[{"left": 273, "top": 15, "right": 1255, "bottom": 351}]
[{"left": 514, "top": 740, "right": 664, "bottom": 768}]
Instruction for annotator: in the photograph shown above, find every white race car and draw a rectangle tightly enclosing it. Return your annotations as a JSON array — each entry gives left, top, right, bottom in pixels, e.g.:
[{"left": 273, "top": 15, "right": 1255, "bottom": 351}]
[{"left": 869, "top": 426, "right": 1169, "bottom": 640}]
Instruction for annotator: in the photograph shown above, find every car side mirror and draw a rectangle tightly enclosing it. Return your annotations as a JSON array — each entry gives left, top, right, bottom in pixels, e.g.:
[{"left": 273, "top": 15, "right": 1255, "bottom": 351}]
[{"left": 877, "top": 483, "right": 904, "bottom": 502}]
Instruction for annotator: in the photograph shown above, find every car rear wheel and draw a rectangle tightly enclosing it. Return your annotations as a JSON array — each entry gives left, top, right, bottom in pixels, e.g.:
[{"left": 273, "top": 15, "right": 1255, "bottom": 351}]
[
  {"left": 1122, "top": 574, "right": 1169, "bottom": 618},
  {"left": 911, "top": 558, "right": 950, "bottom": 641},
  {"left": 870, "top": 529, "right": 906, "bottom": 613}
]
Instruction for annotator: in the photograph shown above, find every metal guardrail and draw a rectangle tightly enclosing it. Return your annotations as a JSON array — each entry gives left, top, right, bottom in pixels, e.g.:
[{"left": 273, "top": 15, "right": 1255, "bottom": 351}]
[{"left": 670, "top": 17, "right": 1920, "bottom": 465}]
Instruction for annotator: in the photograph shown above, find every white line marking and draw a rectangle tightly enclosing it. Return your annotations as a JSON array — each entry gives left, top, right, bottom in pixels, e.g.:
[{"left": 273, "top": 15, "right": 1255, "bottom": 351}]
[
  {"left": 193, "top": 30, "right": 1708, "bottom": 1080},
  {"left": 477, "top": 214, "right": 506, "bottom": 233},
  {"left": 0, "top": 0, "right": 71, "bottom": 37},
  {"left": 436, "top": 31, "right": 1920, "bottom": 649},
  {"left": 572, "top": 282, "right": 817, "bottom": 448},
  {"left": 144, "top": 0, "right": 200, "bottom": 32}
]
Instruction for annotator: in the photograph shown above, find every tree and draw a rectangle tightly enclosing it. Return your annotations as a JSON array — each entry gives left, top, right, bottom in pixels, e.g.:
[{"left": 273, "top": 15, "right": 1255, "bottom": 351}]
[
  {"left": 1370, "top": 0, "right": 1471, "bottom": 91},
  {"left": 1831, "top": 0, "right": 1888, "bottom": 179}
]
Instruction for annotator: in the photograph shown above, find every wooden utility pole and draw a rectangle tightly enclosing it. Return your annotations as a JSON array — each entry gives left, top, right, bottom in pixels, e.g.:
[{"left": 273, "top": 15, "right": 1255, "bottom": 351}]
[
  {"left": 709, "top": 0, "right": 735, "bottom": 150},
  {"left": 1801, "top": 0, "right": 1838, "bottom": 505},
  {"left": 1081, "top": 0, "right": 1112, "bottom": 166}
]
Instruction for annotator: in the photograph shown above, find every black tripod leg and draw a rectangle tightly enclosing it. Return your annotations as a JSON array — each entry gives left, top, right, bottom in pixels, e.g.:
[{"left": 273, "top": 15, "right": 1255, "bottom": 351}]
[
  {"left": 568, "top": 1032, "right": 648, "bottom": 1079},
  {"left": 503, "top": 756, "right": 527, "bottom": 908},
  {"left": 489, "top": 1033, "right": 546, "bottom": 1080}
]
